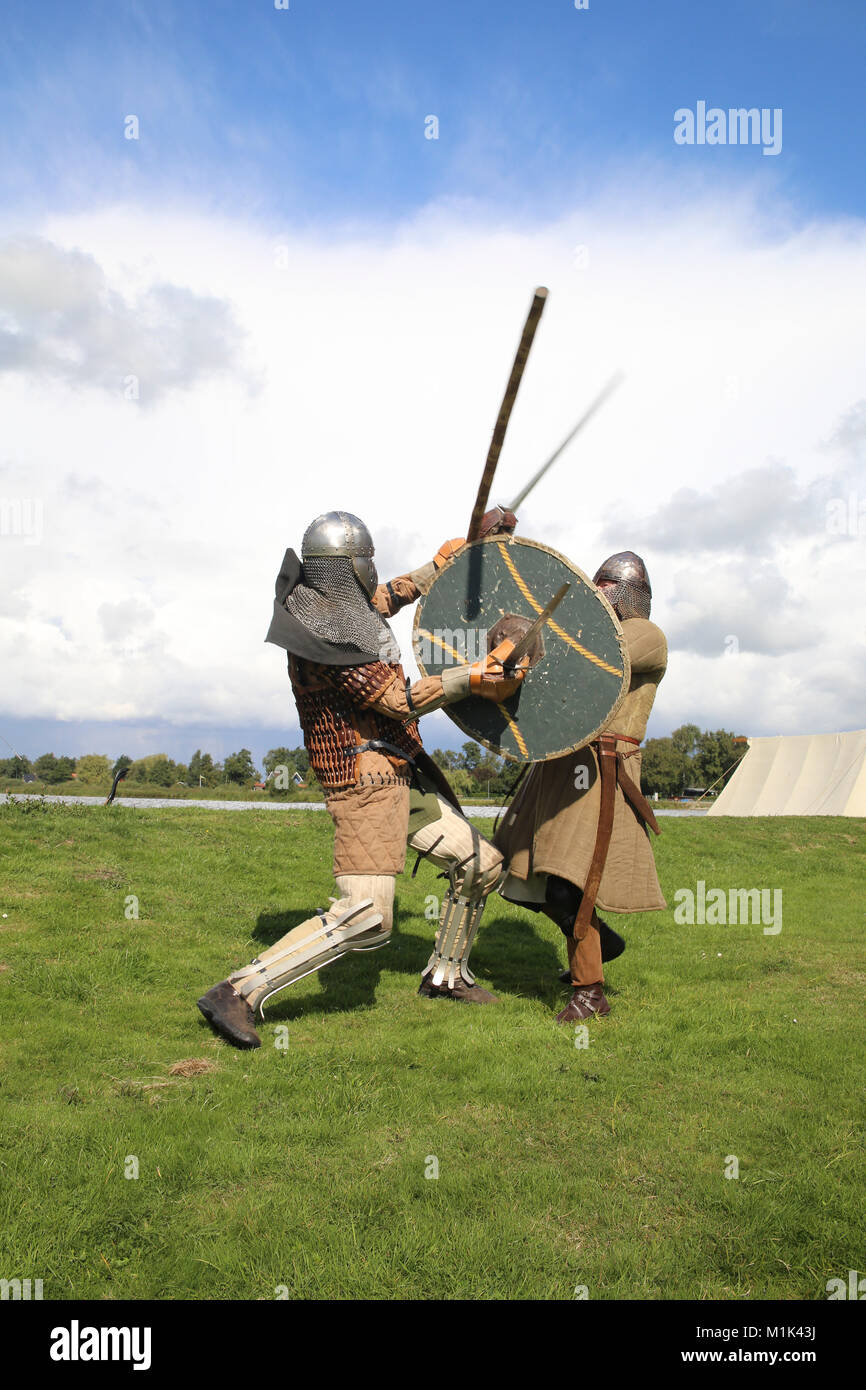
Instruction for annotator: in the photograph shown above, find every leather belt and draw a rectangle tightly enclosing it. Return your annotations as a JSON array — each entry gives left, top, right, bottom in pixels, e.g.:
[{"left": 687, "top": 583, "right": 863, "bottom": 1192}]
[
  {"left": 573, "top": 734, "right": 660, "bottom": 939},
  {"left": 355, "top": 738, "right": 422, "bottom": 791}
]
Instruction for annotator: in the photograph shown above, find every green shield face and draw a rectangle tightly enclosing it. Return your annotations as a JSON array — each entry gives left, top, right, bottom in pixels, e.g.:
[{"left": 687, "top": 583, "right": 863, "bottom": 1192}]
[{"left": 413, "top": 536, "right": 630, "bottom": 763}]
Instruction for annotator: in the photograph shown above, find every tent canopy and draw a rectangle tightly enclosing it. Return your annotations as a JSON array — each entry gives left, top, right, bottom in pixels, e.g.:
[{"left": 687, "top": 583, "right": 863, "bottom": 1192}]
[{"left": 708, "top": 730, "right": 866, "bottom": 817}]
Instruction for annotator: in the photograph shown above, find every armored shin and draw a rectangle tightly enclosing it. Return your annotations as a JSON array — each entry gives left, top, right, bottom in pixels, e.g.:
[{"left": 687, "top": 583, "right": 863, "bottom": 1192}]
[
  {"left": 334, "top": 874, "right": 394, "bottom": 950},
  {"left": 229, "top": 897, "right": 384, "bottom": 1014},
  {"left": 424, "top": 827, "right": 493, "bottom": 990}
]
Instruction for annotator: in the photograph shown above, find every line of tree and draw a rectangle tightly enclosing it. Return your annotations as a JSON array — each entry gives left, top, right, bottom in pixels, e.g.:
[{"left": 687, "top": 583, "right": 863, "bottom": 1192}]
[
  {"left": 431, "top": 728, "right": 746, "bottom": 801},
  {"left": 640, "top": 725, "right": 746, "bottom": 799},
  {"left": 431, "top": 743, "right": 518, "bottom": 798},
  {"left": 0, "top": 748, "right": 270, "bottom": 788},
  {"left": 262, "top": 747, "right": 310, "bottom": 783},
  {"left": 2, "top": 730, "right": 744, "bottom": 800}
]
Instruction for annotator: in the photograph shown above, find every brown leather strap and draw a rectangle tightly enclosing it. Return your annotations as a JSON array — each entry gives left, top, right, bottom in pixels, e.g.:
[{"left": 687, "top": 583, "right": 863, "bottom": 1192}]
[
  {"left": 616, "top": 754, "right": 661, "bottom": 835},
  {"left": 574, "top": 735, "right": 618, "bottom": 937}
]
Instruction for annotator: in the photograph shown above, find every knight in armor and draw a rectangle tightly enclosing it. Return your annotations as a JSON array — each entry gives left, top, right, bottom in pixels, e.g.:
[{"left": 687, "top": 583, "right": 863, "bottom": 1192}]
[
  {"left": 197, "top": 509, "right": 523, "bottom": 1049},
  {"left": 495, "top": 551, "right": 667, "bottom": 1024}
]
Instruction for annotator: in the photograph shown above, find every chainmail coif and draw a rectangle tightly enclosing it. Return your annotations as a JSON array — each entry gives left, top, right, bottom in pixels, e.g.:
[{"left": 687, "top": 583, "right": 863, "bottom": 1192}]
[
  {"left": 601, "top": 579, "right": 651, "bottom": 621},
  {"left": 593, "top": 551, "right": 652, "bottom": 621},
  {"left": 284, "top": 556, "right": 401, "bottom": 662}
]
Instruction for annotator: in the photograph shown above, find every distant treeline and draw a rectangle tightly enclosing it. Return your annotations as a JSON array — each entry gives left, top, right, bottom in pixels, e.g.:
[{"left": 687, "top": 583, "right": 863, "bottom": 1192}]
[
  {"left": 640, "top": 725, "right": 746, "bottom": 798},
  {"left": 432, "top": 728, "right": 746, "bottom": 800},
  {"left": 0, "top": 747, "right": 309, "bottom": 789},
  {"left": 1, "top": 726, "right": 745, "bottom": 801},
  {"left": 2, "top": 742, "right": 513, "bottom": 797}
]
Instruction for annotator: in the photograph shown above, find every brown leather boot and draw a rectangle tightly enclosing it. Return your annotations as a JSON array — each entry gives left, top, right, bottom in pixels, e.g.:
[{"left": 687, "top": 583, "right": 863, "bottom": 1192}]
[
  {"left": 418, "top": 972, "right": 498, "bottom": 1004},
  {"left": 197, "top": 980, "right": 261, "bottom": 1049},
  {"left": 555, "top": 983, "right": 611, "bottom": 1024}
]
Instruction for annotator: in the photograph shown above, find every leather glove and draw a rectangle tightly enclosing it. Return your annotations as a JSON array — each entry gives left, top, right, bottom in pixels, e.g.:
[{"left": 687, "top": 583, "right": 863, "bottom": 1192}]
[
  {"left": 478, "top": 506, "right": 517, "bottom": 537},
  {"left": 432, "top": 507, "right": 517, "bottom": 571},
  {"left": 432, "top": 538, "right": 465, "bottom": 569},
  {"left": 440, "top": 640, "right": 528, "bottom": 704}
]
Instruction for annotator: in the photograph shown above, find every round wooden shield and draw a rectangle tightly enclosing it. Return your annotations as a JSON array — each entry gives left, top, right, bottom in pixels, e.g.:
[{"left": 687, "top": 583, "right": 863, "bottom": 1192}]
[{"left": 413, "top": 535, "right": 630, "bottom": 763}]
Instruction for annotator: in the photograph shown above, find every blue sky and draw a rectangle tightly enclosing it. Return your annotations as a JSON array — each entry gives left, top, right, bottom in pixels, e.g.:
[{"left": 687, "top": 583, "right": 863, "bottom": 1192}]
[
  {"left": 2, "top": 0, "right": 866, "bottom": 773},
  {"left": 2, "top": 0, "right": 864, "bottom": 228}
]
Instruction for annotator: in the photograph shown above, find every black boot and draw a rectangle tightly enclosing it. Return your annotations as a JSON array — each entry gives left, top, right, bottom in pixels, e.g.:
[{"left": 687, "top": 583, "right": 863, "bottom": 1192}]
[{"left": 546, "top": 876, "right": 625, "bottom": 980}]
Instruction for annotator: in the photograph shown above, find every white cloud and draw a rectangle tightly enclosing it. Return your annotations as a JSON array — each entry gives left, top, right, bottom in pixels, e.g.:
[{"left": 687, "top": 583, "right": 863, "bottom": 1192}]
[
  {"left": 602, "top": 460, "right": 824, "bottom": 556},
  {"left": 98, "top": 598, "right": 155, "bottom": 645},
  {"left": 665, "top": 558, "right": 821, "bottom": 658},
  {"left": 1, "top": 191, "right": 865, "bottom": 744},
  {"left": 0, "top": 236, "right": 248, "bottom": 400}
]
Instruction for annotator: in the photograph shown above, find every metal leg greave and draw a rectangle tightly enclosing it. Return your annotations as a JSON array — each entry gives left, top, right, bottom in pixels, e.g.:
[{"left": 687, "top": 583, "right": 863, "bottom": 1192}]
[
  {"left": 333, "top": 874, "right": 394, "bottom": 952},
  {"left": 229, "top": 898, "right": 384, "bottom": 1015},
  {"left": 425, "top": 889, "right": 487, "bottom": 989},
  {"left": 424, "top": 827, "right": 492, "bottom": 990}
]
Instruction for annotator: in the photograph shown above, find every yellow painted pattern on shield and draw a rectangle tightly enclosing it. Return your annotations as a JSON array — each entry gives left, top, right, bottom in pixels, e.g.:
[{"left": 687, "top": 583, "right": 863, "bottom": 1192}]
[
  {"left": 496, "top": 543, "right": 623, "bottom": 678},
  {"left": 416, "top": 627, "right": 530, "bottom": 758},
  {"left": 499, "top": 711, "right": 528, "bottom": 758}
]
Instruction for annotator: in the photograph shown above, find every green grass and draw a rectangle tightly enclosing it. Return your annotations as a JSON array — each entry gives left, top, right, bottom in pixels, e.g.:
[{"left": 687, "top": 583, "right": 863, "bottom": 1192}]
[{"left": 0, "top": 801, "right": 863, "bottom": 1301}]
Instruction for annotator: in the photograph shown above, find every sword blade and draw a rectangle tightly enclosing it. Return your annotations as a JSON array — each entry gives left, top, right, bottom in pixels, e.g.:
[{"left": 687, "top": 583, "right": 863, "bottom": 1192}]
[
  {"left": 467, "top": 286, "right": 548, "bottom": 542},
  {"left": 508, "top": 371, "right": 624, "bottom": 512},
  {"left": 504, "top": 582, "right": 571, "bottom": 668}
]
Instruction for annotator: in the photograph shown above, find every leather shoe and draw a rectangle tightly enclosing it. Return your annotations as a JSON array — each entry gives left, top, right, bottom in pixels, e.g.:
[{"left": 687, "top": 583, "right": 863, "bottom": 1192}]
[
  {"left": 197, "top": 980, "right": 261, "bottom": 1049},
  {"left": 418, "top": 972, "right": 498, "bottom": 1004},
  {"left": 555, "top": 983, "right": 611, "bottom": 1024}
]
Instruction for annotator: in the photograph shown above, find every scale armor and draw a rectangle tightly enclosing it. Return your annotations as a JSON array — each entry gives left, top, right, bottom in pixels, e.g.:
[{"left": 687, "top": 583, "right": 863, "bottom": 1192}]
[{"left": 290, "top": 657, "right": 423, "bottom": 788}]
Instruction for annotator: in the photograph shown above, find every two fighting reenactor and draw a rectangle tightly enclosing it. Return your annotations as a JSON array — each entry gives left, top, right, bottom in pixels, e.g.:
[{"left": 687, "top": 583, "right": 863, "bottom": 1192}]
[{"left": 196, "top": 289, "right": 667, "bottom": 1044}]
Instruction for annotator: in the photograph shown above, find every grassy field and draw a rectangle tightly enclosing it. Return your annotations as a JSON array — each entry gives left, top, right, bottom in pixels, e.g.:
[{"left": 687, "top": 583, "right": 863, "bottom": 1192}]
[{"left": 0, "top": 799, "right": 863, "bottom": 1301}]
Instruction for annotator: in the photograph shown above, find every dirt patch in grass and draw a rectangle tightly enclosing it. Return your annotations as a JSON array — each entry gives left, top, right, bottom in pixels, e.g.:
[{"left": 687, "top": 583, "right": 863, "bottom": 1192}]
[
  {"left": 75, "top": 867, "right": 124, "bottom": 885},
  {"left": 168, "top": 1058, "right": 219, "bottom": 1077}
]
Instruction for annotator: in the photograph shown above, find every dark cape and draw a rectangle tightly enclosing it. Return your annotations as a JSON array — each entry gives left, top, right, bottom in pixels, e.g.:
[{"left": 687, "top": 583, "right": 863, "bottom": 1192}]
[{"left": 264, "top": 549, "right": 383, "bottom": 667}]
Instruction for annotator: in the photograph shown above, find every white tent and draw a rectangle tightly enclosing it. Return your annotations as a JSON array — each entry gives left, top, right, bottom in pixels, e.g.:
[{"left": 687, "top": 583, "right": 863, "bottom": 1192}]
[{"left": 708, "top": 730, "right": 866, "bottom": 817}]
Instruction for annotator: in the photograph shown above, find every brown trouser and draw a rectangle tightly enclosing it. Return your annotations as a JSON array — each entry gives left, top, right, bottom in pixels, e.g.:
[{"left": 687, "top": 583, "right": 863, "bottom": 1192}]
[
  {"left": 567, "top": 913, "right": 604, "bottom": 987},
  {"left": 566, "top": 733, "right": 659, "bottom": 988}
]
